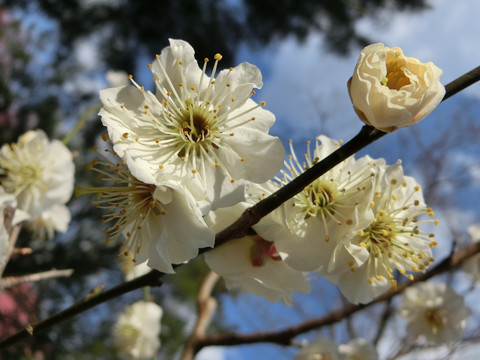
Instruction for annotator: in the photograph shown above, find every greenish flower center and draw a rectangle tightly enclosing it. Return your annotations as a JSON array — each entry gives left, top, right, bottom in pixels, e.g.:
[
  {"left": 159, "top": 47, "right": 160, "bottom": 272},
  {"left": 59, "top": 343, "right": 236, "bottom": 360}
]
[
  {"left": 425, "top": 308, "right": 444, "bottom": 333},
  {"left": 300, "top": 179, "right": 339, "bottom": 220}
]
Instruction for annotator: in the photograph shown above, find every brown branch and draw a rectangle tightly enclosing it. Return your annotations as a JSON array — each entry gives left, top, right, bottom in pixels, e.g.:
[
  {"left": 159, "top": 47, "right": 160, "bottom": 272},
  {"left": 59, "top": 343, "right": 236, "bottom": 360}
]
[
  {"left": 0, "top": 268, "right": 75, "bottom": 289},
  {"left": 0, "top": 269, "right": 164, "bottom": 349},
  {"left": 182, "top": 271, "right": 220, "bottom": 360},
  {"left": 214, "top": 125, "right": 386, "bottom": 247},
  {"left": 195, "top": 242, "right": 480, "bottom": 350}
]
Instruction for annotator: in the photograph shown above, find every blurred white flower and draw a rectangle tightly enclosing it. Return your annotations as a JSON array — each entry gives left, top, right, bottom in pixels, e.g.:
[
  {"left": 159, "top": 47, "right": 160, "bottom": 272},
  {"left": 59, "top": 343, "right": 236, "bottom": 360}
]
[
  {"left": 28, "top": 204, "right": 71, "bottom": 240},
  {"left": 106, "top": 70, "right": 130, "bottom": 87},
  {"left": 0, "top": 130, "right": 74, "bottom": 236},
  {"left": 398, "top": 282, "right": 471, "bottom": 345},
  {"left": 461, "top": 224, "right": 480, "bottom": 282},
  {"left": 338, "top": 338, "right": 378, "bottom": 360},
  {"left": 114, "top": 300, "right": 163, "bottom": 359},
  {"left": 204, "top": 202, "right": 311, "bottom": 306},
  {"left": 295, "top": 337, "right": 341, "bottom": 360},
  {"left": 76, "top": 147, "right": 214, "bottom": 273},
  {"left": 328, "top": 161, "right": 439, "bottom": 304},
  {"left": 99, "top": 39, "right": 284, "bottom": 209},
  {"left": 119, "top": 251, "right": 152, "bottom": 281},
  {"left": 348, "top": 43, "right": 445, "bottom": 132}
]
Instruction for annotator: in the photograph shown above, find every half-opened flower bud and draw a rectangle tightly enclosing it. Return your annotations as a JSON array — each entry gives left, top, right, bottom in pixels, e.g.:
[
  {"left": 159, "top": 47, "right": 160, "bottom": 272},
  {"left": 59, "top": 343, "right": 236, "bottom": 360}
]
[{"left": 348, "top": 43, "right": 445, "bottom": 132}]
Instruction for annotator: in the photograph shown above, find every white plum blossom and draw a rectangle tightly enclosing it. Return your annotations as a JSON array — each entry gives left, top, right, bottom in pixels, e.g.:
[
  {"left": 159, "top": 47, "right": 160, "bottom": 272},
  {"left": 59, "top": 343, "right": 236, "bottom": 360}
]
[
  {"left": 76, "top": 147, "right": 214, "bottom": 274},
  {"left": 0, "top": 130, "right": 74, "bottom": 236},
  {"left": 295, "top": 337, "right": 341, "bottom": 360},
  {"left": 338, "top": 338, "right": 378, "bottom": 360},
  {"left": 204, "top": 202, "right": 311, "bottom": 306},
  {"left": 99, "top": 39, "right": 285, "bottom": 210},
  {"left": 113, "top": 300, "right": 163, "bottom": 359},
  {"left": 348, "top": 43, "right": 445, "bottom": 132},
  {"left": 398, "top": 282, "right": 471, "bottom": 345},
  {"left": 254, "top": 136, "right": 376, "bottom": 273},
  {"left": 1, "top": 186, "right": 29, "bottom": 274},
  {"left": 326, "top": 160, "right": 439, "bottom": 304}
]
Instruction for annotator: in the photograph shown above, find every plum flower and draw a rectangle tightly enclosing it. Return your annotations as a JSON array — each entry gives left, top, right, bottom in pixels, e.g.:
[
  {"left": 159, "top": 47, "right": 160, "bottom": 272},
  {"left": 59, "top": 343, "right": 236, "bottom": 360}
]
[
  {"left": 1, "top": 186, "right": 29, "bottom": 274},
  {"left": 348, "top": 43, "right": 445, "bottom": 132},
  {"left": 0, "top": 130, "right": 74, "bottom": 237},
  {"left": 204, "top": 202, "right": 311, "bottom": 306},
  {"left": 113, "top": 300, "right": 163, "bottom": 359},
  {"left": 254, "top": 136, "right": 376, "bottom": 272},
  {"left": 398, "top": 282, "right": 471, "bottom": 345},
  {"left": 294, "top": 337, "right": 341, "bottom": 360},
  {"left": 76, "top": 146, "right": 214, "bottom": 273},
  {"left": 338, "top": 338, "right": 378, "bottom": 360},
  {"left": 99, "top": 39, "right": 285, "bottom": 209},
  {"left": 328, "top": 160, "right": 439, "bottom": 304}
]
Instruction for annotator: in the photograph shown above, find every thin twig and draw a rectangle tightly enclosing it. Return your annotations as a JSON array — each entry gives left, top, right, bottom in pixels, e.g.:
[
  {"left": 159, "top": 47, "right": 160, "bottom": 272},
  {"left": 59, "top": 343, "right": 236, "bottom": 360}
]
[
  {"left": 181, "top": 271, "right": 220, "bottom": 360},
  {"left": 62, "top": 103, "right": 102, "bottom": 145},
  {"left": 0, "top": 268, "right": 75, "bottom": 289},
  {"left": 195, "top": 242, "right": 480, "bottom": 349},
  {"left": 0, "top": 269, "right": 164, "bottom": 349}
]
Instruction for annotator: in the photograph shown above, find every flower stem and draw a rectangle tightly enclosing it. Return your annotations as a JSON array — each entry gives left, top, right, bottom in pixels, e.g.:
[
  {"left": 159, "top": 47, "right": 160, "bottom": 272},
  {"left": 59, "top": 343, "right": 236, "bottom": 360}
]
[{"left": 62, "top": 103, "right": 102, "bottom": 145}]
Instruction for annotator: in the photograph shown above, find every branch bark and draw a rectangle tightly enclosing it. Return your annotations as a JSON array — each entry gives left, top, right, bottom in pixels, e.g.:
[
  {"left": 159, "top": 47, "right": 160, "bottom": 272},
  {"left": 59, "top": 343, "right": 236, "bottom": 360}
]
[
  {"left": 0, "top": 269, "right": 164, "bottom": 349},
  {"left": 0, "top": 268, "right": 75, "bottom": 289},
  {"left": 181, "top": 271, "right": 220, "bottom": 360},
  {"left": 194, "top": 242, "right": 480, "bottom": 350}
]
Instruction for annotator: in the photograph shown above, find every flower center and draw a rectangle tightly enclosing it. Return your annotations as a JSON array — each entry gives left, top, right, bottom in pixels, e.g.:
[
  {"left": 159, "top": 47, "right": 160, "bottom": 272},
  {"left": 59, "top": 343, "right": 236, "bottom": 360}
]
[
  {"left": 350, "top": 180, "right": 439, "bottom": 289},
  {"left": 176, "top": 100, "right": 220, "bottom": 158},
  {"left": 300, "top": 180, "right": 339, "bottom": 219},
  {"left": 0, "top": 152, "right": 43, "bottom": 194},
  {"left": 362, "top": 215, "right": 399, "bottom": 249},
  {"left": 382, "top": 51, "right": 411, "bottom": 90},
  {"left": 425, "top": 308, "right": 444, "bottom": 333},
  {"left": 250, "top": 235, "right": 282, "bottom": 267}
]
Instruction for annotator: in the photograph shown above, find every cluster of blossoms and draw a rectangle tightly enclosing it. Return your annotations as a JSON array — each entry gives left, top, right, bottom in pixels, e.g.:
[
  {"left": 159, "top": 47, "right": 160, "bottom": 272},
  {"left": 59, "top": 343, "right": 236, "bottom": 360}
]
[
  {"left": 76, "top": 39, "right": 449, "bottom": 308},
  {"left": 239, "top": 136, "right": 440, "bottom": 304},
  {"left": 0, "top": 130, "right": 75, "bottom": 240},
  {"left": 78, "top": 38, "right": 285, "bottom": 274},
  {"left": 295, "top": 337, "right": 378, "bottom": 360}
]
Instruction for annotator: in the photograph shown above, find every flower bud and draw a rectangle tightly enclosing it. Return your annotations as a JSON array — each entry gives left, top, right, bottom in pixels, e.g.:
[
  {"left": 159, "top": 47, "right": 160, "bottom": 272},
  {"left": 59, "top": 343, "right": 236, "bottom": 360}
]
[{"left": 348, "top": 43, "right": 445, "bottom": 132}]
